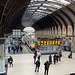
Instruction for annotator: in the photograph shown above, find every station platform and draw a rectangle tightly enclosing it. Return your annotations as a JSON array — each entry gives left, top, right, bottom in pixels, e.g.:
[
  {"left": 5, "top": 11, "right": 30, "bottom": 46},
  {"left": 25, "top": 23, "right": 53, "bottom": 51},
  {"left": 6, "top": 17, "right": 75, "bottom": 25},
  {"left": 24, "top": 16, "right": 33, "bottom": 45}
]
[{"left": 7, "top": 52, "right": 75, "bottom": 75}]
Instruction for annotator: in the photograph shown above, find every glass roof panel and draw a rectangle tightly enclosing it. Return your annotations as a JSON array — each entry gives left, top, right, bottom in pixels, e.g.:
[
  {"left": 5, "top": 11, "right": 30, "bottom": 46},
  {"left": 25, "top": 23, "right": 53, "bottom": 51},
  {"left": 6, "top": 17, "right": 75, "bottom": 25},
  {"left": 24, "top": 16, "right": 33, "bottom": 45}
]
[
  {"left": 37, "top": 10, "right": 44, "bottom": 12},
  {"left": 53, "top": 4, "right": 62, "bottom": 8},
  {"left": 29, "top": 10, "right": 35, "bottom": 12},
  {"left": 37, "top": 9, "right": 52, "bottom": 14},
  {"left": 47, "top": 8, "right": 56, "bottom": 11},
  {"left": 29, "top": 7, "right": 38, "bottom": 9},
  {"left": 34, "top": 12, "right": 48, "bottom": 14},
  {"left": 43, "top": 3, "right": 62, "bottom": 9},
  {"left": 34, "top": 3, "right": 41, "bottom": 5},
  {"left": 34, "top": 13, "right": 47, "bottom": 16},
  {"left": 43, "top": 4, "right": 53, "bottom": 6},
  {"left": 47, "top": 0, "right": 70, "bottom": 5},
  {"left": 39, "top": 7, "right": 47, "bottom": 10},
  {"left": 33, "top": 14, "right": 43, "bottom": 15}
]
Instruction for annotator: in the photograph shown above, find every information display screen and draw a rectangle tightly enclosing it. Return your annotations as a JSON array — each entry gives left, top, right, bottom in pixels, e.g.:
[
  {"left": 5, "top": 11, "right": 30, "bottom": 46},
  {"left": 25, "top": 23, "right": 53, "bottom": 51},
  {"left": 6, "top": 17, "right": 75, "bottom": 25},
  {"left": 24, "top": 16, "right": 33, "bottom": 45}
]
[
  {"left": 60, "top": 46, "right": 71, "bottom": 51},
  {"left": 66, "top": 46, "right": 71, "bottom": 51},
  {"left": 12, "top": 30, "right": 21, "bottom": 38}
]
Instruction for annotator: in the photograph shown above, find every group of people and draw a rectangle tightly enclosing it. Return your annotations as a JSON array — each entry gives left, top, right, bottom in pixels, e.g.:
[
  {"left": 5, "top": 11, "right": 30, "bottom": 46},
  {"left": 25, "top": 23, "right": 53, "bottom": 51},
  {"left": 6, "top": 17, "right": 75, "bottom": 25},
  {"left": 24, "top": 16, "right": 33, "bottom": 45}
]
[
  {"left": 8, "top": 45, "right": 23, "bottom": 54},
  {"left": 33, "top": 49, "right": 62, "bottom": 75},
  {"left": 34, "top": 54, "right": 50, "bottom": 75},
  {"left": 49, "top": 53, "right": 62, "bottom": 65},
  {"left": 33, "top": 50, "right": 50, "bottom": 75}
]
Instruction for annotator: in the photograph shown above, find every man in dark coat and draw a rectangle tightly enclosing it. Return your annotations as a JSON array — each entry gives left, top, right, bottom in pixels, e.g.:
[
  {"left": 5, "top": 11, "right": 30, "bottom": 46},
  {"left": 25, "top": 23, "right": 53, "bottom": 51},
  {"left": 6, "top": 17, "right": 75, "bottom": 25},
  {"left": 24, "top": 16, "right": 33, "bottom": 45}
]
[
  {"left": 13, "top": 46, "right": 15, "bottom": 54},
  {"left": 16, "top": 46, "right": 19, "bottom": 53},
  {"left": 35, "top": 60, "right": 40, "bottom": 72},
  {"left": 49, "top": 54, "right": 52, "bottom": 64},
  {"left": 53, "top": 54, "right": 56, "bottom": 64},
  {"left": 56, "top": 54, "right": 59, "bottom": 63},
  {"left": 8, "top": 46, "right": 10, "bottom": 53},
  {"left": 20, "top": 46, "right": 23, "bottom": 52},
  {"left": 44, "top": 61, "right": 50, "bottom": 75}
]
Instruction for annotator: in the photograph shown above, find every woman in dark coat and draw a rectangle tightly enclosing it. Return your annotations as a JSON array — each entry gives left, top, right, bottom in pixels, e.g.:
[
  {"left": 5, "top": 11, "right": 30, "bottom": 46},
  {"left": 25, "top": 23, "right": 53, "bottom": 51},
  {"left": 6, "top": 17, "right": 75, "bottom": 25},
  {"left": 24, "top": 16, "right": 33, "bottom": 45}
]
[
  {"left": 8, "top": 56, "right": 13, "bottom": 67},
  {"left": 44, "top": 61, "right": 50, "bottom": 75},
  {"left": 35, "top": 60, "right": 40, "bottom": 72}
]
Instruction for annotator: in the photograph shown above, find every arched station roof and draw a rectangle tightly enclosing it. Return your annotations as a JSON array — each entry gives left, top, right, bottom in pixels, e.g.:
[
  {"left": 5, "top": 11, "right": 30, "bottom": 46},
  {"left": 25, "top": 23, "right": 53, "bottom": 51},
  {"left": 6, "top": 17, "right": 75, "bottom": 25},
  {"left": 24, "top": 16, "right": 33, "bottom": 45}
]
[
  {"left": 0, "top": 0, "right": 30, "bottom": 34},
  {"left": 0, "top": 0, "right": 75, "bottom": 36}
]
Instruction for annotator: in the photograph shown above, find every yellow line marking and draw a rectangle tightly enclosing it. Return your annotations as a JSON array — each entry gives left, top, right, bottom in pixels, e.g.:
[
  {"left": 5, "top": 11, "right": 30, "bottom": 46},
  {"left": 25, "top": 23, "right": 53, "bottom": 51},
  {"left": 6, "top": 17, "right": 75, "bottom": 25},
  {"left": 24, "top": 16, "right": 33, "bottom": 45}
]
[{"left": 23, "top": 45, "right": 29, "bottom": 54}]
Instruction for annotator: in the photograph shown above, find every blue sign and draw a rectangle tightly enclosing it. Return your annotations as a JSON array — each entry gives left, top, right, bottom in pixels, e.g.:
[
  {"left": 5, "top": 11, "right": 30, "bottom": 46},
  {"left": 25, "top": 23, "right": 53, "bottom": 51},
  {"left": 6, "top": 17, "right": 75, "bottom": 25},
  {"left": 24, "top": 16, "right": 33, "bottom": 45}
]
[
  {"left": 5, "top": 46, "right": 8, "bottom": 50},
  {"left": 69, "top": 29, "right": 71, "bottom": 32}
]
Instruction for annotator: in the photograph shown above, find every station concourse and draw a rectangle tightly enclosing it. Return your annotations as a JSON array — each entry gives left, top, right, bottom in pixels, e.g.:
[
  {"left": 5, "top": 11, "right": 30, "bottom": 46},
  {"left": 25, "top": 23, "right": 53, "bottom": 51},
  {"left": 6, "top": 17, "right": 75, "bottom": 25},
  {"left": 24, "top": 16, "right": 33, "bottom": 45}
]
[
  {"left": 7, "top": 47, "right": 75, "bottom": 75},
  {"left": 0, "top": 0, "right": 75, "bottom": 75}
]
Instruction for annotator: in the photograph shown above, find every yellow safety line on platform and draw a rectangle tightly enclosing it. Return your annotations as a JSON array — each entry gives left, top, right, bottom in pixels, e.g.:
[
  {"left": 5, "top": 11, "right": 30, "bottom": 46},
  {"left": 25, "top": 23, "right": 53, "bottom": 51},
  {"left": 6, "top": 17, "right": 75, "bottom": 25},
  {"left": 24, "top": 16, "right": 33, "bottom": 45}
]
[{"left": 23, "top": 45, "right": 29, "bottom": 54}]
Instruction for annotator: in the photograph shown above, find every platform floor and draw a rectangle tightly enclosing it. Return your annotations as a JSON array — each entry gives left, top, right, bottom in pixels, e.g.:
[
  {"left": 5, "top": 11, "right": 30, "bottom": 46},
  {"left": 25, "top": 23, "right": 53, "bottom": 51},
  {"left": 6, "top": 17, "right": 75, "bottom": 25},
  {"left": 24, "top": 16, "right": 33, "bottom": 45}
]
[{"left": 7, "top": 52, "right": 75, "bottom": 75}]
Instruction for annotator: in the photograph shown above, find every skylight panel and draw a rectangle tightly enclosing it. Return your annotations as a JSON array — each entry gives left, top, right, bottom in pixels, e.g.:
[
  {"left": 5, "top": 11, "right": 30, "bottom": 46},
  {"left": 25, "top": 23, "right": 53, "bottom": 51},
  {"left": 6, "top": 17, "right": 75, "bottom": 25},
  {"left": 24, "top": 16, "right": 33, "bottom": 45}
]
[
  {"left": 58, "top": 0, "right": 70, "bottom": 5},
  {"left": 29, "top": 10, "right": 35, "bottom": 12},
  {"left": 37, "top": 9, "right": 44, "bottom": 12},
  {"left": 29, "top": 7, "right": 38, "bottom": 9},
  {"left": 34, "top": 3, "right": 41, "bottom": 5},
  {"left": 39, "top": 7, "right": 47, "bottom": 10},
  {"left": 48, "top": 0, "right": 70, "bottom": 5},
  {"left": 43, "top": 4, "right": 52, "bottom": 6},
  {"left": 53, "top": 4, "right": 62, "bottom": 8},
  {"left": 47, "top": 8, "right": 56, "bottom": 11},
  {"left": 34, "top": 12, "right": 48, "bottom": 15}
]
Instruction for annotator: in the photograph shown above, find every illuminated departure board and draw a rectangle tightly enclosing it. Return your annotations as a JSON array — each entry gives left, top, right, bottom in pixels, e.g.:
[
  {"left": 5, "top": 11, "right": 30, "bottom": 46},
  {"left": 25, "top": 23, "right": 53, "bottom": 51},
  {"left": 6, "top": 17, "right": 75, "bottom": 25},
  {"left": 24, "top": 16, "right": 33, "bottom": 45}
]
[{"left": 37, "top": 38, "right": 62, "bottom": 46}]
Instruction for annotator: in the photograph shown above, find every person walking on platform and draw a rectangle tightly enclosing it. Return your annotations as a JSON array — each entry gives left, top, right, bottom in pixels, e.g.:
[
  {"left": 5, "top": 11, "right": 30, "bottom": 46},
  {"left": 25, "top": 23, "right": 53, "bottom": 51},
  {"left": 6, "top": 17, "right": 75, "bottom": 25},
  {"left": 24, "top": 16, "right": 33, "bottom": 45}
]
[
  {"left": 18, "top": 45, "right": 19, "bottom": 51},
  {"left": 20, "top": 46, "right": 23, "bottom": 52},
  {"left": 49, "top": 54, "right": 52, "bottom": 64},
  {"left": 38, "top": 55, "right": 40, "bottom": 61},
  {"left": 13, "top": 46, "right": 15, "bottom": 54},
  {"left": 34, "top": 54, "right": 36, "bottom": 64},
  {"left": 56, "top": 54, "right": 59, "bottom": 63},
  {"left": 44, "top": 61, "right": 50, "bottom": 75},
  {"left": 53, "top": 54, "right": 56, "bottom": 64},
  {"left": 8, "top": 56, "right": 13, "bottom": 67},
  {"left": 8, "top": 46, "right": 10, "bottom": 53},
  {"left": 15, "top": 46, "right": 18, "bottom": 53},
  {"left": 58, "top": 49, "right": 62, "bottom": 61},
  {"left": 34, "top": 50, "right": 37, "bottom": 56},
  {"left": 35, "top": 59, "right": 40, "bottom": 72}
]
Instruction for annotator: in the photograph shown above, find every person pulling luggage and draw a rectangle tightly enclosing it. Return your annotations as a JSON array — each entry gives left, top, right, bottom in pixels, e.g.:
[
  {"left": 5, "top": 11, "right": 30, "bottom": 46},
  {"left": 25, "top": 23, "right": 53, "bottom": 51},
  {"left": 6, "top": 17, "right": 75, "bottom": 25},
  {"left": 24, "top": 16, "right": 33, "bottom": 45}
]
[{"left": 8, "top": 56, "right": 13, "bottom": 67}]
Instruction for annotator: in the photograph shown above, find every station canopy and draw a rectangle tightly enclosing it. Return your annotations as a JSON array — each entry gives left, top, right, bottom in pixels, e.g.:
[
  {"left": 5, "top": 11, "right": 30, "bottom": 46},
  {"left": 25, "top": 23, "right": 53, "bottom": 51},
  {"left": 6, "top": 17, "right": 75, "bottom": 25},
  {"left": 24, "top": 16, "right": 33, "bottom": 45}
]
[{"left": 22, "top": 0, "right": 72, "bottom": 27}]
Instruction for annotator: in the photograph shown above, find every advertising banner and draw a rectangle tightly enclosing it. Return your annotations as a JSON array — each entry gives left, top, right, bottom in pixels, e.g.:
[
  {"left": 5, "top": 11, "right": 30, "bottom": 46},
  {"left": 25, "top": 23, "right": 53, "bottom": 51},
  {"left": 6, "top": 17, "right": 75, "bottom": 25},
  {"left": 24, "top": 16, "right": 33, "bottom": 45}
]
[
  {"left": 68, "top": 25, "right": 72, "bottom": 35},
  {"left": 63, "top": 25, "right": 66, "bottom": 35},
  {"left": 58, "top": 26, "right": 61, "bottom": 35}
]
